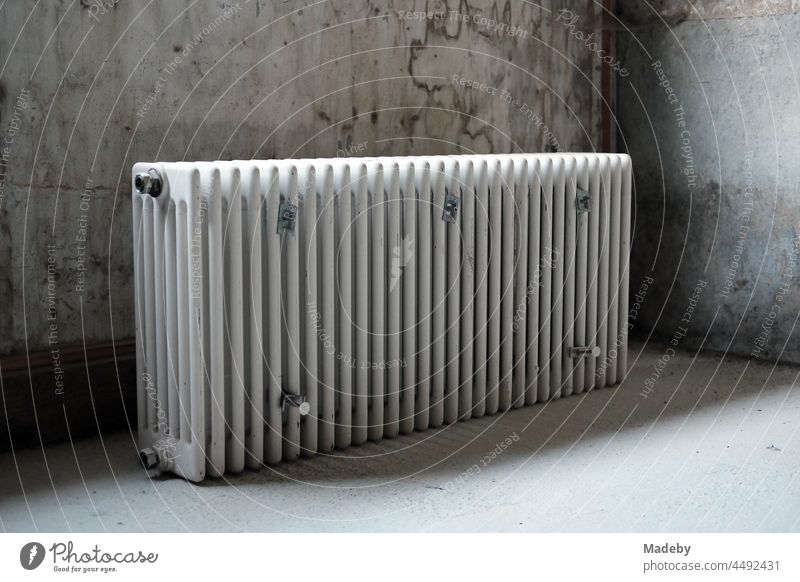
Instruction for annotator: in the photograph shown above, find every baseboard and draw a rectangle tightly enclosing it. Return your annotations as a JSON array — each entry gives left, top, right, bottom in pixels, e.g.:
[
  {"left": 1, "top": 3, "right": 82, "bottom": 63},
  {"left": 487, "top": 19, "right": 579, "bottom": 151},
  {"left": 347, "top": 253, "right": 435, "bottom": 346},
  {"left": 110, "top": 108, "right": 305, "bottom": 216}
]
[{"left": 0, "top": 340, "right": 137, "bottom": 452}]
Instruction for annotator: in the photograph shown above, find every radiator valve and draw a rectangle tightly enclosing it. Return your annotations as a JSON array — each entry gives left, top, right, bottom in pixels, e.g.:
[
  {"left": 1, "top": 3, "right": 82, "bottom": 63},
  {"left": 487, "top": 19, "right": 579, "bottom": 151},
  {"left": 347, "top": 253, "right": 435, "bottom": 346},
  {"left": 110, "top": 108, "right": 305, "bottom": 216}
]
[
  {"left": 134, "top": 168, "right": 163, "bottom": 197},
  {"left": 138, "top": 446, "right": 171, "bottom": 473},
  {"left": 282, "top": 392, "right": 311, "bottom": 416}
]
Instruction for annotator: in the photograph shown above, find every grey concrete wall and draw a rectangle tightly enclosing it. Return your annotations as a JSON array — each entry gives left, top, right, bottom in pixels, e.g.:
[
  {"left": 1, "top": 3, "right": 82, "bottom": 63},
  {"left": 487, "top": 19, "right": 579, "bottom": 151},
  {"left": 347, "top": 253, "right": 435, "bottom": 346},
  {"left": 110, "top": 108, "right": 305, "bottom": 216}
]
[
  {"left": 617, "top": 1, "right": 800, "bottom": 364},
  {"left": 0, "top": 0, "right": 605, "bottom": 357}
]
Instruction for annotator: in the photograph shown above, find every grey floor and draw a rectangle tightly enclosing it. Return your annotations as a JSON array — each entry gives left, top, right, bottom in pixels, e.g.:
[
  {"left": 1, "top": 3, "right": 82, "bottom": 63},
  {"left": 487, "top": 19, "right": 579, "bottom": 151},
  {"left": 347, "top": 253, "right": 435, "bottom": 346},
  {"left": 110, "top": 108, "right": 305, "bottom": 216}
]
[{"left": 2, "top": 341, "right": 799, "bottom": 532}]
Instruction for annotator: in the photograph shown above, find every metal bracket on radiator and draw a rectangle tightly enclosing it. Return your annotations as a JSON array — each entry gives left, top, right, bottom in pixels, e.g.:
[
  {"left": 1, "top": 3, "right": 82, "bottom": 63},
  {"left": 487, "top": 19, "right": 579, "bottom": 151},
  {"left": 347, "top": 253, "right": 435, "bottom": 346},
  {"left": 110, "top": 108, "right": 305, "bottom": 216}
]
[
  {"left": 277, "top": 198, "right": 299, "bottom": 235},
  {"left": 569, "top": 345, "right": 601, "bottom": 359},
  {"left": 576, "top": 188, "right": 591, "bottom": 213},
  {"left": 282, "top": 391, "right": 311, "bottom": 416},
  {"left": 442, "top": 191, "right": 461, "bottom": 223}
]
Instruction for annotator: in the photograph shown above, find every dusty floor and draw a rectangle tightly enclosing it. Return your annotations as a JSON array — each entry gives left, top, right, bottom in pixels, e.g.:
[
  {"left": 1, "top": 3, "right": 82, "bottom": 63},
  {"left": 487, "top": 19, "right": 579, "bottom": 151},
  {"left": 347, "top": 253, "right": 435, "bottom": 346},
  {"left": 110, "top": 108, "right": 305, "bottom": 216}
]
[{"left": 2, "top": 341, "right": 799, "bottom": 532}]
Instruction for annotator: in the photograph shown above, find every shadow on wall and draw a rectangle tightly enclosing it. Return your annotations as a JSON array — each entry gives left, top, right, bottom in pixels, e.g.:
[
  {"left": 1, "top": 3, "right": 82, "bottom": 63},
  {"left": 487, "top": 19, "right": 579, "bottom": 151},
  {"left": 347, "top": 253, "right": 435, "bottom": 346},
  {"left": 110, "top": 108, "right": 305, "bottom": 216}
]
[{"left": 616, "top": 0, "right": 800, "bottom": 364}]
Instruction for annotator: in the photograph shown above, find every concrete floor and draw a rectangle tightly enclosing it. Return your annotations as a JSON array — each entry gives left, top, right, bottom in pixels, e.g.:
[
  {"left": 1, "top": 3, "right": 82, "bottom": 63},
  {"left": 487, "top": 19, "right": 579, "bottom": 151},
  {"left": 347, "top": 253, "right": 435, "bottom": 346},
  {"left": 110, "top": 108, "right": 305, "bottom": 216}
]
[{"left": 2, "top": 341, "right": 799, "bottom": 532}]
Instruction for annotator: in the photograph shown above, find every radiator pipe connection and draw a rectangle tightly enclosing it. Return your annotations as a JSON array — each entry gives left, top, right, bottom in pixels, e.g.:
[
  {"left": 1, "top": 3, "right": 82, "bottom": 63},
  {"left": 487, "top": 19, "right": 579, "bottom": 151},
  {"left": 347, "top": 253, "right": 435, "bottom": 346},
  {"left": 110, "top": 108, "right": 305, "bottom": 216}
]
[
  {"left": 138, "top": 447, "right": 172, "bottom": 474},
  {"left": 134, "top": 168, "right": 163, "bottom": 197},
  {"left": 282, "top": 392, "right": 311, "bottom": 416}
]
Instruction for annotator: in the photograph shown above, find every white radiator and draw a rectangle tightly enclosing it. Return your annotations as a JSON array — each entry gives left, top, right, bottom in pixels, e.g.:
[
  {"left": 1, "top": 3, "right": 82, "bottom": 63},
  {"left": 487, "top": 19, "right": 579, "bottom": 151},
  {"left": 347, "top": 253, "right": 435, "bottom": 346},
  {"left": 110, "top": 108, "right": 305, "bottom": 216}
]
[{"left": 132, "top": 153, "right": 631, "bottom": 481}]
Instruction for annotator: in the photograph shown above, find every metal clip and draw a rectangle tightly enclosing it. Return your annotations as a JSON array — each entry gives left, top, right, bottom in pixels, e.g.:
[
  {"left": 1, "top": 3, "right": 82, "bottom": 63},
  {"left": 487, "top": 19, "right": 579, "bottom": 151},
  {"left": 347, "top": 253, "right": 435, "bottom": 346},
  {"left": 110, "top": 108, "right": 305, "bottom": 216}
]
[
  {"left": 282, "top": 391, "right": 311, "bottom": 416},
  {"left": 442, "top": 191, "right": 461, "bottom": 223},
  {"left": 576, "top": 188, "right": 591, "bottom": 213},
  {"left": 277, "top": 198, "right": 298, "bottom": 235},
  {"left": 569, "top": 345, "right": 601, "bottom": 359}
]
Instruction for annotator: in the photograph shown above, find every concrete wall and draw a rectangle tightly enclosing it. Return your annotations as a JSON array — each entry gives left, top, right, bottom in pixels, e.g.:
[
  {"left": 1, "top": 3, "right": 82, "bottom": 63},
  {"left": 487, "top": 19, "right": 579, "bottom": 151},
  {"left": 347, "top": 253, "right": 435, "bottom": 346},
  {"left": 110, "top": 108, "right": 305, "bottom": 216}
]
[
  {"left": 617, "top": 0, "right": 800, "bottom": 364},
  {"left": 0, "top": 0, "right": 605, "bottom": 357}
]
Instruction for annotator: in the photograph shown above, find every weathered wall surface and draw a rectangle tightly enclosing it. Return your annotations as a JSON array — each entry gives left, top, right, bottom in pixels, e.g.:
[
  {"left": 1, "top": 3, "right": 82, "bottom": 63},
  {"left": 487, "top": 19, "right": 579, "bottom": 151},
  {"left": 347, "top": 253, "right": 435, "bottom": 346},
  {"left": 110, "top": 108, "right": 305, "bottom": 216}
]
[
  {"left": 617, "top": 0, "right": 800, "bottom": 364},
  {"left": 0, "top": 0, "right": 605, "bottom": 357}
]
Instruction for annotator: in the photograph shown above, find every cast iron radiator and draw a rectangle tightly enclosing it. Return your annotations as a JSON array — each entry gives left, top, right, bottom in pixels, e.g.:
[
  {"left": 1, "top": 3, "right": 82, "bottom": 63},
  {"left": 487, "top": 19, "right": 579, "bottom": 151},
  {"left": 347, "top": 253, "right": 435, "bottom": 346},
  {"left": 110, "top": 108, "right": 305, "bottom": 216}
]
[{"left": 132, "top": 154, "right": 632, "bottom": 481}]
